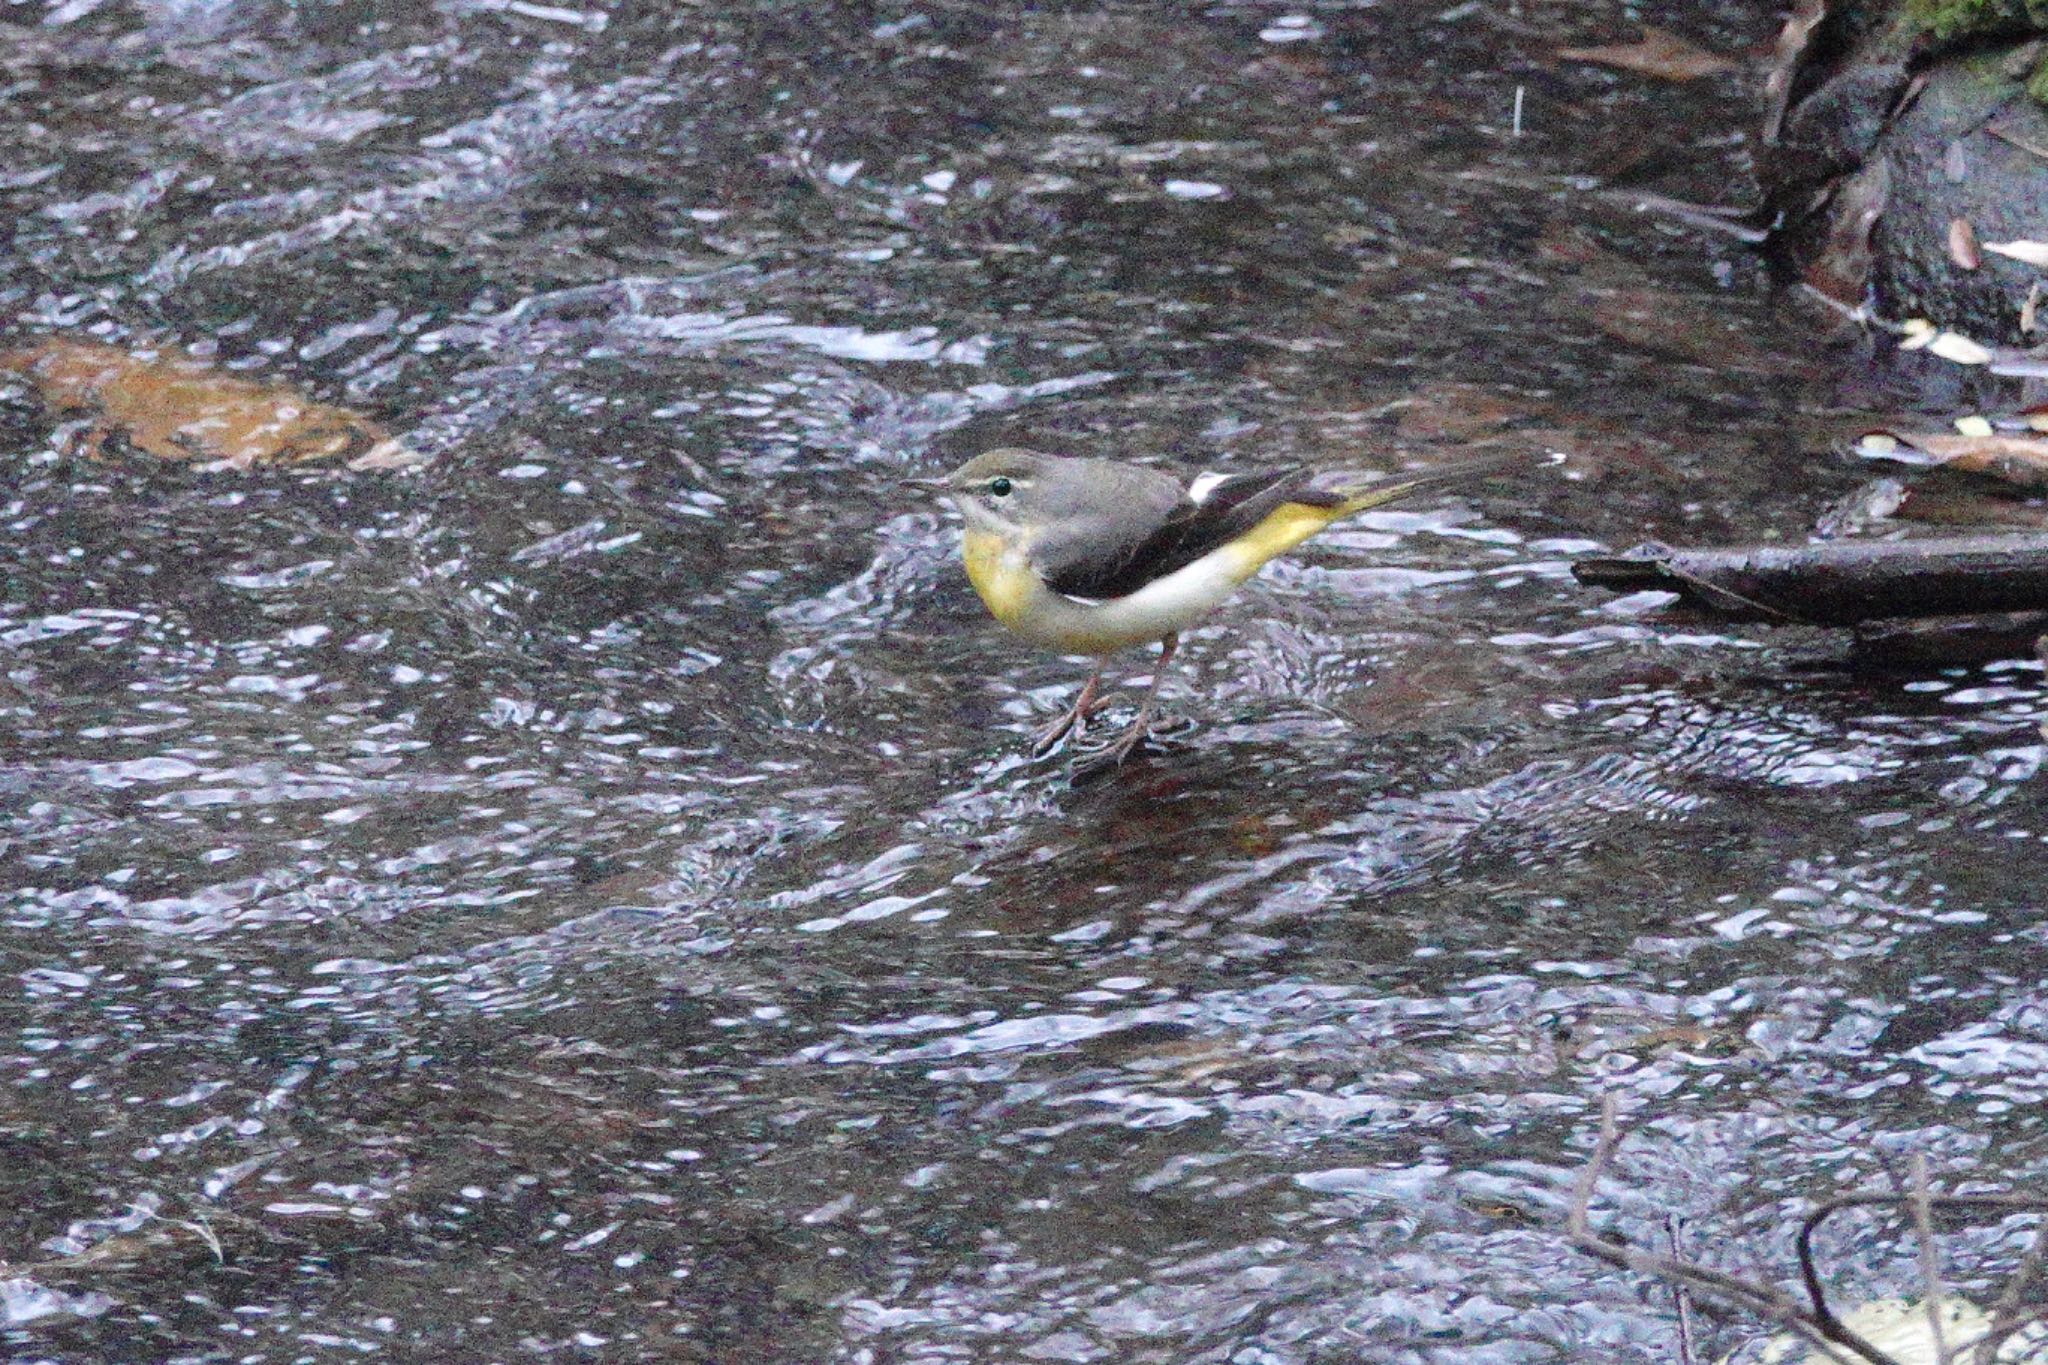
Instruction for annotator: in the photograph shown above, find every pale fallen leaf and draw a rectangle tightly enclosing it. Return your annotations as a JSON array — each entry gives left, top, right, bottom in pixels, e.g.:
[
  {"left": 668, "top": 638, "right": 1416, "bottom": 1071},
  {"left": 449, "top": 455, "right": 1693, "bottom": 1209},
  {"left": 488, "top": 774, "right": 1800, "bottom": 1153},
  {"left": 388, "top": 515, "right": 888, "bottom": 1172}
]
[
  {"left": 1948, "top": 216, "right": 1980, "bottom": 270},
  {"left": 1927, "top": 330, "right": 1994, "bottom": 364},
  {"left": 1558, "top": 26, "right": 1736, "bottom": 82},
  {"left": 2022, "top": 281, "right": 2040, "bottom": 334},
  {"left": 1983, "top": 238, "right": 2048, "bottom": 268},
  {"left": 1898, "top": 317, "right": 1937, "bottom": 348},
  {"left": 1954, "top": 414, "right": 1994, "bottom": 437},
  {"left": 346, "top": 438, "right": 428, "bottom": 471},
  {"left": 1986, "top": 404, "right": 2048, "bottom": 433},
  {"left": 1987, "top": 119, "right": 2048, "bottom": 161},
  {"left": 1897, "top": 319, "right": 1993, "bottom": 364}
]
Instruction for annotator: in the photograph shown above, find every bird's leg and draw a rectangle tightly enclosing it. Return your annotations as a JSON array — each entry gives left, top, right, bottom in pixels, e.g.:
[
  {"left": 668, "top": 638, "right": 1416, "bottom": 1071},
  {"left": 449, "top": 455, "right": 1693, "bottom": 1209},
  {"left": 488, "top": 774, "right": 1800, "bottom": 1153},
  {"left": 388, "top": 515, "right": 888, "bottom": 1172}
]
[
  {"left": 1102, "top": 634, "right": 1179, "bottom": 765},
  {"left": 1032, "top": 663, "right": 1108, "bottom": 758}
]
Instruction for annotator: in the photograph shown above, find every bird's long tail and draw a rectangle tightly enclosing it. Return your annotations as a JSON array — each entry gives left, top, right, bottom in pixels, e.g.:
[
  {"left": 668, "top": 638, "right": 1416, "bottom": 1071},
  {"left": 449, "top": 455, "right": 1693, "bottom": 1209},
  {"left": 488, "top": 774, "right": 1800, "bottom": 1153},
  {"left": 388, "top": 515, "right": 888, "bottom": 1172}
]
[
  {"left": 1329, "top": 450, "right": 1535, "bottom": 516},
  {"left": 1221, "top": 450, "right": 1540, "bottom": 585}
]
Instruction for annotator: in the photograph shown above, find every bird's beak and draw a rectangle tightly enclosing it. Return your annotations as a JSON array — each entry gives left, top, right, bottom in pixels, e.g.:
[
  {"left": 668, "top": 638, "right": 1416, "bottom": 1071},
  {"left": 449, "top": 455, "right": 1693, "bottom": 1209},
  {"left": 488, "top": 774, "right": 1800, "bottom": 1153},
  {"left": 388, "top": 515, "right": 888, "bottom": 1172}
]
[{"left": 900, "top": 476, "right": 948, "bottom": 494}]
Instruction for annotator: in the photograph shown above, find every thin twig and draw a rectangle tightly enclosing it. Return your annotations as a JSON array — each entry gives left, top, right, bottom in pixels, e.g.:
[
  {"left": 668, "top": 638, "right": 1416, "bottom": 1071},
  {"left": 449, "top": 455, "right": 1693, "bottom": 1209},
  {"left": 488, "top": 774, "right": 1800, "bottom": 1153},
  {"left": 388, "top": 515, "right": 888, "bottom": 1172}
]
[
  {"left": 1668, "top": 1212, "right": 1697, "bottom": 1365},
  {"left": 1591, "top": 187, "right": 1773, "bottom": 242},
  {"left": 1910, "top": 1154, "right": 1955, "bottom": 1365},
  {"left": 1796, "top": 1192, "right": 2048, "bottom": 1363},
  {"left": 1978, "top": 1213, "right": 2048, "bottom": 1365},
  {"left": 1986, "top": 121, "right": 2048, "bottom": 162},
  {"left": 161, "top": 1214, "right": 225, "bottom": 1265},
  {"left": 1797, "top": 1196, "right": 1856, "bottom": 1344},
  {"left": 1568, "top": 1102, "right": 2048, "bottom": 1365},
  {"left": 1978, "top": 1306, "right": 2048, "bottom": 1365},
  {"left": 1657, "top": 557, "right": 1809, "bottom": 625},
  {"left": 1785, "top": 1197, "right": 1904, "bottom": 1365},
  {"left": 1567, "top": 1096, "right": 1895, "bottom": 1365}
]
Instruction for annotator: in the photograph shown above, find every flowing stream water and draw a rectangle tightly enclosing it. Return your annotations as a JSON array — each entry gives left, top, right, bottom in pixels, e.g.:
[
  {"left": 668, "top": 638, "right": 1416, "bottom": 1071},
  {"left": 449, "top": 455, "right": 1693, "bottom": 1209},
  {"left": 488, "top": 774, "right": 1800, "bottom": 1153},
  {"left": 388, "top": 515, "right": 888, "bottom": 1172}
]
[{"left": 2, "top": 1, "right": 2045, "bottom": 1361}]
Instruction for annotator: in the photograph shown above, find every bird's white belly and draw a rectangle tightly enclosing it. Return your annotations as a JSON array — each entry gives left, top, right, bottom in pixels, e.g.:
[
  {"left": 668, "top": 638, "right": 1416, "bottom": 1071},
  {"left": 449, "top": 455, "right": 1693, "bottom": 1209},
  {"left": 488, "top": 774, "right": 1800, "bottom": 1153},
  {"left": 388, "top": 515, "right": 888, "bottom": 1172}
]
[{"left": 1008, "top": 545, "right": 1255, "bottom": 655}]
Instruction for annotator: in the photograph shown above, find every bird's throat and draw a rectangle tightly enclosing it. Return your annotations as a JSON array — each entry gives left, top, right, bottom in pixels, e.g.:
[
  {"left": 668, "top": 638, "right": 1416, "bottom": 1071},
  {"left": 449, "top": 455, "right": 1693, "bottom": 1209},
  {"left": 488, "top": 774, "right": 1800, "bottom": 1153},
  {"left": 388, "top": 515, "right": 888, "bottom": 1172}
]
[{"left": 961, "top": 528, "right": 1038, "bottom": 630}]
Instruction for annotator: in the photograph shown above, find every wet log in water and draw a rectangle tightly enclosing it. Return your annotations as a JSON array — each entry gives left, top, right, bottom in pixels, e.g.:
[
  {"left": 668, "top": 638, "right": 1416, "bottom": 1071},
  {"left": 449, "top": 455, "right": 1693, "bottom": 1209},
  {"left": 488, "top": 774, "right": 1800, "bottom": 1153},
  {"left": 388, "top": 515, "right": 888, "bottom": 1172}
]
[
  {"left": 1572, "top": 535, "right": 2048, "bottom": 625},
  {"left": 1849, "top": 611, "right": 2048, "bottom": 668}
]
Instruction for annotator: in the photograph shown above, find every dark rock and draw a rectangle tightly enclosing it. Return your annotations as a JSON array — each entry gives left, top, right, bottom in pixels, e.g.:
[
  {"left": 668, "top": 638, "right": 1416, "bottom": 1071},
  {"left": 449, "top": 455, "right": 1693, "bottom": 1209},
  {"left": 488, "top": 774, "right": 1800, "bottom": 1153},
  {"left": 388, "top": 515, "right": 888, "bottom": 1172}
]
[
  {"left": 1868, "top": 49, "right": 2048, "bottom": 341},
  {"left": 1761, "top": 5, "right": 2048, "bottom": 350}
]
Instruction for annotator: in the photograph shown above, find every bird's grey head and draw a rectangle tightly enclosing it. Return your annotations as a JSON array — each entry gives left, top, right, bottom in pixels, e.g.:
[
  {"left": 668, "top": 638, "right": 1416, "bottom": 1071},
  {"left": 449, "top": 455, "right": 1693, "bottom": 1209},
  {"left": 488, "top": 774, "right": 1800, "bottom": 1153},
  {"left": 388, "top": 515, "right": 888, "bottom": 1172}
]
[{"left": 912, "top": 448, "right": 1069, "bottom": 535}]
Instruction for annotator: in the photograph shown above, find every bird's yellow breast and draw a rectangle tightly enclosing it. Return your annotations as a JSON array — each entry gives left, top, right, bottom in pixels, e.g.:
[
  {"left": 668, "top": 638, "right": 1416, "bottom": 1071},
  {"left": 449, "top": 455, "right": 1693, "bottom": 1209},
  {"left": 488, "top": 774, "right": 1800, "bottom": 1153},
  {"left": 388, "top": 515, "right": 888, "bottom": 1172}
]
[{"left": 961, "top": 528, "right": 1039, "bottom": 630}]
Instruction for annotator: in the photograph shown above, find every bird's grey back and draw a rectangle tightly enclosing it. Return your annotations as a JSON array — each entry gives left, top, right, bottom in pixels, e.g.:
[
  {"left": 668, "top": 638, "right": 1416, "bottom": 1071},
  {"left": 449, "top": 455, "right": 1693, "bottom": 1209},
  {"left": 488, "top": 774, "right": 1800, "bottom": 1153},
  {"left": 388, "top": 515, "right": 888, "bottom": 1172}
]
[{"left": 1020, "top": 456, "right": 1186, "bottom": 599}]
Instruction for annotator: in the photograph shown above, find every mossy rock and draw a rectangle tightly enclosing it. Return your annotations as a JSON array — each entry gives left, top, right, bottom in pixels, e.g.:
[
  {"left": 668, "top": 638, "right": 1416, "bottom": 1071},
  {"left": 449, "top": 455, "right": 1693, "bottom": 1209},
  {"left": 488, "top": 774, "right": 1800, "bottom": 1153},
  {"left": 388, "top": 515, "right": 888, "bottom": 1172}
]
[
  {"left": 1908, "top": 0, "right": 2048, "bottom": 43},
  {"left": 1903, "top": 0, "right": 2048, "bottom": 109},
  {"left": 1868, "top": 47, "right": 2048, "bottom": 342},
  {"left": 1763, "top": 2, "right": 2048, "bottom": 351}
]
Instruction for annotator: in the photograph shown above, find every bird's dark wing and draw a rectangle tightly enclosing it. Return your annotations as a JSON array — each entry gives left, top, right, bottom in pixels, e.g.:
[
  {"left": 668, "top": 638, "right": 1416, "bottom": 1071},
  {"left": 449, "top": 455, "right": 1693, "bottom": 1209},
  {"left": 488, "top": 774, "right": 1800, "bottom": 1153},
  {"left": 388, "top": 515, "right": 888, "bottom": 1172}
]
[
  {"left": 1035, "top": 466, "right": 1338, "bottom": 600},
  {"left": 1024, "top": 460, "right": 1186, "bottom": 600}
]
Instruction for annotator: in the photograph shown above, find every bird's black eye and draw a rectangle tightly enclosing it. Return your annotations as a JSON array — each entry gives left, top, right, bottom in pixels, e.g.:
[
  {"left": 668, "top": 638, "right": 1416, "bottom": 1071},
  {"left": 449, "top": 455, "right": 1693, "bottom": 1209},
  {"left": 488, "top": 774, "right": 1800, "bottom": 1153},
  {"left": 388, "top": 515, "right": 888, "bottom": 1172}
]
[{"left": 988, "top": 477, "right": 1012, "bottom": 497}]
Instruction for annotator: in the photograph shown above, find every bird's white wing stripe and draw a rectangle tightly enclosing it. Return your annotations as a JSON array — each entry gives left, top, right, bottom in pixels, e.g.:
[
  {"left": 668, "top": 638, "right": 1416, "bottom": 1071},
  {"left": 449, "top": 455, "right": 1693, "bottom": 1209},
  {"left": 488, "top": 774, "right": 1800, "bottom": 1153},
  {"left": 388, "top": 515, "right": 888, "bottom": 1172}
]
[{"left": 1186, "top": 471, "right": 1228, "bottom": 503}]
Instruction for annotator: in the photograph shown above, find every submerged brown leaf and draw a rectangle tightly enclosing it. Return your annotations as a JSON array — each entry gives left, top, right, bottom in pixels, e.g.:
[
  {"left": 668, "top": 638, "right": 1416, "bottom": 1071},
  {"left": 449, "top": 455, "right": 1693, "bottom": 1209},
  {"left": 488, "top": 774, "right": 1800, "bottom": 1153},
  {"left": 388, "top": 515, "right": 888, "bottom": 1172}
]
[
  {"left": 2008, "top": 402, "right": 2048, "bottom": 432},
  {"left": 1558, "top": 27, "right": 1737, "bottom": 82},
  {"left": 1898, "top": 487, "right": 2048, "bottom": 529},
  {"left": 1391, "top": 382, "right": 1539, "bottom": 443},
  {"left": 0, "top": 337, "right": 418, "bottom": 471},
  {"left": 1587, "top": 284, "right": 1785, "bottom": 372},
  {"left": 1855, "top": 427, "right": 2048, "bottom": 488}
]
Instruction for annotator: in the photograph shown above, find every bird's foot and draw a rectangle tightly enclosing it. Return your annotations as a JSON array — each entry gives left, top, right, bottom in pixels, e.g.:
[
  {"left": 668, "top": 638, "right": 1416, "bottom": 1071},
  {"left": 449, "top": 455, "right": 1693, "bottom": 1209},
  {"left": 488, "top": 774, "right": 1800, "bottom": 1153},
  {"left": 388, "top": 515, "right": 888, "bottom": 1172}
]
[
  {"left": 1031, "top": 687, "right": 1120, "bottom": 759},
  {"left": 1068, "top": 710, "right": 1191, "bottom": 778},
  {"left": 1100, "top": 721, "right": 1151, "bottom": 767}
]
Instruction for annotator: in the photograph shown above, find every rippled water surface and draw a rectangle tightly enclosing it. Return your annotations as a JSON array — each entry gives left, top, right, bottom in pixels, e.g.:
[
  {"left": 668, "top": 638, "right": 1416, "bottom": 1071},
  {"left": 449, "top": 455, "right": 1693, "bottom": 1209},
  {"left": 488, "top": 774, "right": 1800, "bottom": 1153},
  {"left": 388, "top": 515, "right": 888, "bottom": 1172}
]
[{"left": 4, "top": 1, "right": 2046, "bottom": 1360}]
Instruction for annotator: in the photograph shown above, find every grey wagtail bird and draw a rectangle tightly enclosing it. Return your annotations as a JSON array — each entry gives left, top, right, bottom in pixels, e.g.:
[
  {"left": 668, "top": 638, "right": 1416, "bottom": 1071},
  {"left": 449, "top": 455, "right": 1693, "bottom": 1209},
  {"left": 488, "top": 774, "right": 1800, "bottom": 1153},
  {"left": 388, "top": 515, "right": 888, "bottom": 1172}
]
[{"left": 906, "top": 447, "right": 1520, "bottom": 764}]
